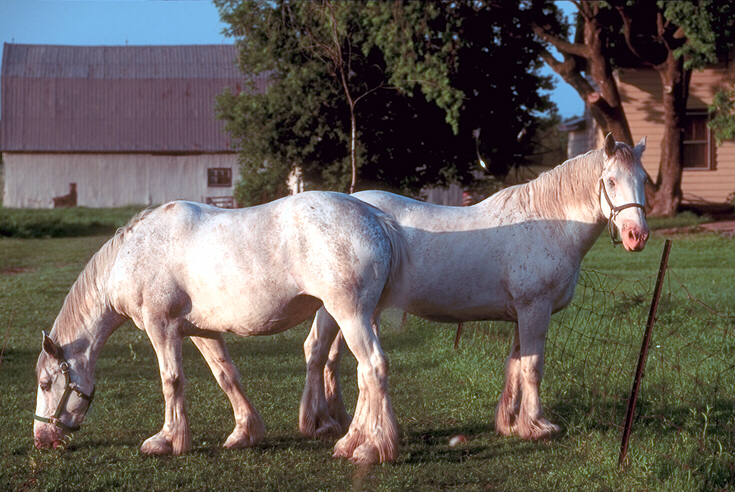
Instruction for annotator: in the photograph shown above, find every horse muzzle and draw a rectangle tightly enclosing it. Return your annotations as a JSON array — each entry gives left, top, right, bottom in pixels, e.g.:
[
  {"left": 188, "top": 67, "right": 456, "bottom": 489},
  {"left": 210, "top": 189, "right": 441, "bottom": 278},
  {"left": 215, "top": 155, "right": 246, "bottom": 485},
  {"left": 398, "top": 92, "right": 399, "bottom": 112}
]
[
  {"left": 619, "top": 221, "right": 650, "bottom": 252},
  {"left": 34, "top": 422, "right": 68, "bottom": 450}
]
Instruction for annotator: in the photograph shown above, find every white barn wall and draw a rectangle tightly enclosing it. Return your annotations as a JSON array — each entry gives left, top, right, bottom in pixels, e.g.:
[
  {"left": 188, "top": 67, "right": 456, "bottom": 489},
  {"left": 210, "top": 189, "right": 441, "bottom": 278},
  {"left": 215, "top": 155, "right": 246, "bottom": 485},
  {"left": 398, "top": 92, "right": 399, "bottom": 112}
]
[{"left": 2, "top": 153, "right": 240, "bottom": 208}]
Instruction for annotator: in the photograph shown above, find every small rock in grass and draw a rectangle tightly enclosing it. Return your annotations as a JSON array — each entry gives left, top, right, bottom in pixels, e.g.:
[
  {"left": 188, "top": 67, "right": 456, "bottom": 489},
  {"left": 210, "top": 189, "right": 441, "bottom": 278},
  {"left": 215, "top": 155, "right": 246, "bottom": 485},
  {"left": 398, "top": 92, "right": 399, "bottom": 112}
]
[{"left": 448, "top": 435, "right": 468, "bottom": 447}]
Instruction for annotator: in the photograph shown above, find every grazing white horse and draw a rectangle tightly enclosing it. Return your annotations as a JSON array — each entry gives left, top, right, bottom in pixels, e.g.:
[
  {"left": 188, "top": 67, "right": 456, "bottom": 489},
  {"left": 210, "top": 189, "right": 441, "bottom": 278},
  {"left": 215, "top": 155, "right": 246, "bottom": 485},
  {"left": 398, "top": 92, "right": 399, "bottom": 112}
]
[
  {"left": 300, "top": 133, "right": 650, "bottom": 442},
  {"left": 34, "top": 191, "right": 406, "bottom": 465}
]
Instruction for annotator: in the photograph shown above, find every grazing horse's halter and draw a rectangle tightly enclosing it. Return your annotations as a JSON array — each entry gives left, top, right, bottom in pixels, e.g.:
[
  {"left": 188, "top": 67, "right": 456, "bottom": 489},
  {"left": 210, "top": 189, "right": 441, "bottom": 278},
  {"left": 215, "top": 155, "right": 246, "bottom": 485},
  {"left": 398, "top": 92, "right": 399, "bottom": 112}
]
[
  {"left": 34, "top": 351, "right": 95, "bottom": 433},
  {"left": 598, "top": 178, "right": 646, "bottom": 247}
]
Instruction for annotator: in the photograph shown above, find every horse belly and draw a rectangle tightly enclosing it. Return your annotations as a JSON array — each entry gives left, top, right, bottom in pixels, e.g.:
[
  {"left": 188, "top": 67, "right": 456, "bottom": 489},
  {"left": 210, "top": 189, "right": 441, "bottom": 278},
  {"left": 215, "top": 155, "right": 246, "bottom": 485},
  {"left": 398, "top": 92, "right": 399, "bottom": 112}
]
[
  {"left": 187, "top": 289, "right": 322, "bottom": 336},
  {"left": 394, "top": 272, "right": 514, "bottom": 323}
]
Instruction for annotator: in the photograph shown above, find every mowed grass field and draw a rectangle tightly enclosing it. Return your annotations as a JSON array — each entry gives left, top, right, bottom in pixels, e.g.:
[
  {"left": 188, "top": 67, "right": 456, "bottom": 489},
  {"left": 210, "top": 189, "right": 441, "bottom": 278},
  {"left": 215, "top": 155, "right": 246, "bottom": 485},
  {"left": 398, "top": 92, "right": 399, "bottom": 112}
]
[{"left": 0, "top": 207, "right": 734, "bottom": 491}]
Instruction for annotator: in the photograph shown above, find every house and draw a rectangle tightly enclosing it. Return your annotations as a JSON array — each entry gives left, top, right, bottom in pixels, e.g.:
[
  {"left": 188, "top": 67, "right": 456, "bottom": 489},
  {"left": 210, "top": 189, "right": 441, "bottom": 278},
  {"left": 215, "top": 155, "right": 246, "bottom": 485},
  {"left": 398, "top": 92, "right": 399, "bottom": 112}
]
[
  {"left": 0, "top": 43, "right": 269, "bottom": 208},
  {"left": 562, "top": 66, "right": 735, "bottom": 208},
  {"left": 558, "top": 111, "right": 602, "bottom": 161},
  {"left": 616, "top": 66, "right": 735, "bottom": 206}
]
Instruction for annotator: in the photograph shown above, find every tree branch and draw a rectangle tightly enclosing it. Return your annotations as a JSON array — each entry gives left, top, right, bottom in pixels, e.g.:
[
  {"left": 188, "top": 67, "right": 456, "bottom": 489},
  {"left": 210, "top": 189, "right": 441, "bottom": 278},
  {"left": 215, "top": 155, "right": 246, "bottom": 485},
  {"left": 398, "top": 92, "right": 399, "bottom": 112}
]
[{"left": 531, "top": 22, "right": 589, "bottom": 59}]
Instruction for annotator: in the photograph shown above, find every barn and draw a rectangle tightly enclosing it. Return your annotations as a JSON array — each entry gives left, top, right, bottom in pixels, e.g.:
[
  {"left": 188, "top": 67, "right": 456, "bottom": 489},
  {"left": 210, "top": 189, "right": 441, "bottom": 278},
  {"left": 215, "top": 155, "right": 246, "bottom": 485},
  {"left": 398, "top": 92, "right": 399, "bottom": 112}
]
[{"left": 0, "top": 43, "right": 268, "bottom": 209}]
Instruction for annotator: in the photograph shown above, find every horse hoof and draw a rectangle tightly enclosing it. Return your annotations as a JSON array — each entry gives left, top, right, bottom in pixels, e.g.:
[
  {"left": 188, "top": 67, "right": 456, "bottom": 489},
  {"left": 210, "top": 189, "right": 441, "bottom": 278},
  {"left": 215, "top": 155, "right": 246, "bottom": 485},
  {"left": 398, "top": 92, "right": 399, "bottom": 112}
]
[
  {"left": 332, "top": 432, "right": 360, "bottom": 460},
  {"left": 314, "top": 418, "right": 345, "bottom": 440},
  {"left": 349, "top": 443, "right": 381, "bottom": 465},
  {"left": 223, "top": 434, "right": 251, "bottom": 449},
  {"left": 140, "top": 435, "right": 173, "bottom": 455},
  {"left": 223, "top": 430, "right": 263, "bottom": 449},
  {"left": 519, "top": 420, "right": 561, "bottom": 441}
]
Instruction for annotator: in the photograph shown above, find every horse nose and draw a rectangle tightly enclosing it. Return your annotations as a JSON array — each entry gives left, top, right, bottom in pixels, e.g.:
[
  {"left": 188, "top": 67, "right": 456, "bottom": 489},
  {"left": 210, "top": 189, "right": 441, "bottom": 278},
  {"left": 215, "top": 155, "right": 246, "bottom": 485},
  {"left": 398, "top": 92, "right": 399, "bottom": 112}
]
[
  {"left": 34, "top": 423, "right": 64, "bottom": 449},
  {"left": 623, "top": 223, "right": 649, "bottom": 252}
]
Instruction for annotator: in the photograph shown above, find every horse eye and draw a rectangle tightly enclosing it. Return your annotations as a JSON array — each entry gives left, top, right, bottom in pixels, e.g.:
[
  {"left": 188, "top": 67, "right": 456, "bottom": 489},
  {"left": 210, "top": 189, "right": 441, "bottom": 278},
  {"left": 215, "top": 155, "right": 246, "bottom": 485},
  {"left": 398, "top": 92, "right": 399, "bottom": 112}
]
[
  {"left": 607, "top": 178, "right": 616, "bottom": 189},
  {"left": 40, "top": 380, "right": 51, "bottom": 391}
]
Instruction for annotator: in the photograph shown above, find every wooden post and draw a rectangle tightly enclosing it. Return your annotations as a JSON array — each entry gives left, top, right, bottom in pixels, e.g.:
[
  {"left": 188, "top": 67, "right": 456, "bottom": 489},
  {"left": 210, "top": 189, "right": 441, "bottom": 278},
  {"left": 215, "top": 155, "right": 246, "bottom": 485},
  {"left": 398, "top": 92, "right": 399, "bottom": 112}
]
[{"left": 454, "top": 323, "right": 463, "bottom": 350}]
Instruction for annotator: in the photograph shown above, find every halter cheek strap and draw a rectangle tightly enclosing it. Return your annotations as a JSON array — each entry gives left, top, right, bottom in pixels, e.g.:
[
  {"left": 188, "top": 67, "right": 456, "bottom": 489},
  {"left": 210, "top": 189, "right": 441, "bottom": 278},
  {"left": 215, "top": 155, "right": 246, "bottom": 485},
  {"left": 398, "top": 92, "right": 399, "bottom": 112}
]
[
  {"left": 599, "top": 178, "right": 646, "bottom": 247},
  {"left": 34, "top": 359, "right": 95, "bottom": 433}
]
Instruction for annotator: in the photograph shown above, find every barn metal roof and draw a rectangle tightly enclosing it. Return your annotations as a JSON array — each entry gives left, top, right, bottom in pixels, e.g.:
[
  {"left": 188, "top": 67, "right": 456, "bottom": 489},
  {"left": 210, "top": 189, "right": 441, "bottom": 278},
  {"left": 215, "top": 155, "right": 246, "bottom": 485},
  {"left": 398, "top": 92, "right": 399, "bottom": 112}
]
[{"left": 0, "top": 43, "right": 269, "bottom": 153}]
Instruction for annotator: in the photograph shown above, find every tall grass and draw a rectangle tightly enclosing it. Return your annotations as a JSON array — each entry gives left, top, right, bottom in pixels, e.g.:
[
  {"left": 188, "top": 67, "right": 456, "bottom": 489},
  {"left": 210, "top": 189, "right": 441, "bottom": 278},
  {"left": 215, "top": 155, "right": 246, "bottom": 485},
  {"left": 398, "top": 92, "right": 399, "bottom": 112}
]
[{"left": 0, "top": 211, "right": 733, "bottom": 491}]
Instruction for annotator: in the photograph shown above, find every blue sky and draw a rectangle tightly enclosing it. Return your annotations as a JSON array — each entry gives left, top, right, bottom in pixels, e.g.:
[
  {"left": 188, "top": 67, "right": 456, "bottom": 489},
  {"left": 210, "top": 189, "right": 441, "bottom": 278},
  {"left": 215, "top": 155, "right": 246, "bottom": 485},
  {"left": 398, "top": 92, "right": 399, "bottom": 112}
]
[{"left": 0, "top": 0, "right": 584, "bottom": 118}]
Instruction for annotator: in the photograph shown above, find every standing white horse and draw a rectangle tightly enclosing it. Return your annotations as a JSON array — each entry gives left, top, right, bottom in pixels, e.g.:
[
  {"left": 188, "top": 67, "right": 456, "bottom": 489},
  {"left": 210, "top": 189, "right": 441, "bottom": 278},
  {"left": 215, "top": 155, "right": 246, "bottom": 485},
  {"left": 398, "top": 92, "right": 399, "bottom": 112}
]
[
  {"left": 300, "top": 133, "right": 650, "bottom": 442},
  {"left": 34, "top": 191, "right": 406, "bottom": 465}
]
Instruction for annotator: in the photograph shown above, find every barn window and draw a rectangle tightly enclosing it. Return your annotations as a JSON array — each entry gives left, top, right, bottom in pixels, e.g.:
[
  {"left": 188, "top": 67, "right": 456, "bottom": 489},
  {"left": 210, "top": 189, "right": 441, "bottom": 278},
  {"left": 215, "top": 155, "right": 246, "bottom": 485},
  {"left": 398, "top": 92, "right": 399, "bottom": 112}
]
[
  {"left": 208, "top": 168, "right": 232, "bottom": 187},
  {"left": 682, "top": 111, "right": 715, "bottom": 170}
]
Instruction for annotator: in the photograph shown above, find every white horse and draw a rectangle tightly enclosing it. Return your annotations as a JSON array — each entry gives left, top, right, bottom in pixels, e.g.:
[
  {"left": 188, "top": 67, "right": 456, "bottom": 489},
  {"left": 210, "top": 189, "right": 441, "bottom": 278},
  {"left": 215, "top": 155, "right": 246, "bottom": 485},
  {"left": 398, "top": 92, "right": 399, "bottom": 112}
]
[
  {"left": 300, "top": 133, "right": 650, "bottom": 442},
  {"left": 34, "top": 191, "right": 406, "bottom": 465}
]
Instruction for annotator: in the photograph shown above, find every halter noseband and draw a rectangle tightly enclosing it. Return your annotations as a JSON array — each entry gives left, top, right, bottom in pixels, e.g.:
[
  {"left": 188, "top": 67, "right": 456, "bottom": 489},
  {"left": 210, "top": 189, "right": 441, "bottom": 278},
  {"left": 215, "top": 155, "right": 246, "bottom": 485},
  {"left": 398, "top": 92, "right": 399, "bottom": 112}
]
[
  {"left": 34, "top": 352, "right": 95, "bottom": 433},
  {"left": 599, "top": 178, "right": 646, "bottom": 247}
]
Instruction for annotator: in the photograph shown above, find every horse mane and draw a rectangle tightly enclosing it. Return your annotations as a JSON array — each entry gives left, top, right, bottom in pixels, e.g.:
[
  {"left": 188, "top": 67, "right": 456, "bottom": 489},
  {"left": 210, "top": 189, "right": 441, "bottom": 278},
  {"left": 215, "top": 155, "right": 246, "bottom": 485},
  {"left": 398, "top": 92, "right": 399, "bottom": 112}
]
[
  {"left": 499, "top": 141, "right": 641, "bottom": 222},
  {"left": 51, "top": 209, "right": 153, "bottom": 347},
  {"left": 526, "top": 149, "right": 603, "bottom": 218}
]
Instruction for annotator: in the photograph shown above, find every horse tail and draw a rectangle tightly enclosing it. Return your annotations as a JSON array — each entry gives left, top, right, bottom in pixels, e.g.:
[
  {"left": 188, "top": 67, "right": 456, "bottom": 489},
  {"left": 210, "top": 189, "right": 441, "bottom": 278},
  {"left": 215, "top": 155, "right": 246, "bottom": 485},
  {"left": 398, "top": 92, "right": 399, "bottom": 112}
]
[{"left": 366, "top": 205, "right": 408, "bottom": 297}]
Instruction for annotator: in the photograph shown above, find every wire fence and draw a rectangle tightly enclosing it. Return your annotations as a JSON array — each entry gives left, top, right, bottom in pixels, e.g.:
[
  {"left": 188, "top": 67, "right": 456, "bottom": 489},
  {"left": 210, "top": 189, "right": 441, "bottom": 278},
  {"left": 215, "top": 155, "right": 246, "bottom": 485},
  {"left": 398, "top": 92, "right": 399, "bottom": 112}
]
[{"left": 545, "top": 262, "right": 735, "bottom": 487}]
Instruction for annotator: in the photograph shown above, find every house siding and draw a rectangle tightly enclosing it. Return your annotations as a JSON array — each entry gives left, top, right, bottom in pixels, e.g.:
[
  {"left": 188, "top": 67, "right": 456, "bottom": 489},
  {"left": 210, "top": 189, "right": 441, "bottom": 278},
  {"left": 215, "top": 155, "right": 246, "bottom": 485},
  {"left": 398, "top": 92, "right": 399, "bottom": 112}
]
[
  {"left": 3, "top": 153, "right": 240, "bottom": 208},
  {"left": 617, "top": 67, "right": 735, "bottom": 204}
]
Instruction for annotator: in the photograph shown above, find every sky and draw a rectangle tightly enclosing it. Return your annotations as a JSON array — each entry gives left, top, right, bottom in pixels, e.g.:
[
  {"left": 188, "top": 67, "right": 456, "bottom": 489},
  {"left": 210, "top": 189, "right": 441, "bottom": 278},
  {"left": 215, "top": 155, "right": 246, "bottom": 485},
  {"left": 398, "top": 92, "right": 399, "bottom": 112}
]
[{"left": 0, "top": 0, "right": 585, "bottom": 119}]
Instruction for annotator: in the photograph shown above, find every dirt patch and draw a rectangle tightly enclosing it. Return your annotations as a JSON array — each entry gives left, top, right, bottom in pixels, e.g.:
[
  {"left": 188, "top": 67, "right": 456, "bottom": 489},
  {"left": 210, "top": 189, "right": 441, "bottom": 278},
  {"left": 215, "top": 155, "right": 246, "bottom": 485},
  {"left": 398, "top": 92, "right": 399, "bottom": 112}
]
[
  {"left": 657, "top": 220, "right": 735, "bottom": 237},
  {"left": 1, "top": 266, "right": 36, "bottom": 275}
]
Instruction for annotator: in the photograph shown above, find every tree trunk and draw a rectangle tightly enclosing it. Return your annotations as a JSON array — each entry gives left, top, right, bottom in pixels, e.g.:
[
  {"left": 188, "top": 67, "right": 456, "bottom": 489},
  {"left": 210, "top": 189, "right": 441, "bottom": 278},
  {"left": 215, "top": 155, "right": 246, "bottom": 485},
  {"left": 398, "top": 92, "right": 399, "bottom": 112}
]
[
  {"left": 646, "top": 53, "right": 687, "bottom": 216},
  {"left": 583, "top": 12, "right": 633, "bottom": 145}
]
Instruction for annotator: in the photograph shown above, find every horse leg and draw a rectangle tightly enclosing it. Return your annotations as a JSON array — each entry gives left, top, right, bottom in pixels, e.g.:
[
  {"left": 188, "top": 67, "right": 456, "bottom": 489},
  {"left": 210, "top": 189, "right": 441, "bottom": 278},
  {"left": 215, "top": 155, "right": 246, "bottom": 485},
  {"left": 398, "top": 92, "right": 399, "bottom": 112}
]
[
  {"left": 300, "top": 308, "right": 349, "bottom": 439},
  {"left": 331, "top": 313, "right": 398, "bottom": 464},
  {"left": 324, "top": 331, "right": 352, "bottom": 432},
  {"left": 140, "top": 317, "right": 191, "bottom": 455},
  {"left": 190, "top": 334, "right": 265, "bottom": 448},
  {"left": 515, "top": 302, "right": 560, "bottom": 440},
  {"left": 495, "top": 325, "right": 522, "bottom": 436}
]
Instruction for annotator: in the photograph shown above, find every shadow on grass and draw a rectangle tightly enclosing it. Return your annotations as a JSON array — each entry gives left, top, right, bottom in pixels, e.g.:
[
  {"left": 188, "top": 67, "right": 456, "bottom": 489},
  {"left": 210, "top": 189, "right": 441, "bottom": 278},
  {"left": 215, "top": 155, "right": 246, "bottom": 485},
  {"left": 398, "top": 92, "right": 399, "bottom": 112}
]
[{"left": 394, "top": 423, "right": 548, "bottom": 465}]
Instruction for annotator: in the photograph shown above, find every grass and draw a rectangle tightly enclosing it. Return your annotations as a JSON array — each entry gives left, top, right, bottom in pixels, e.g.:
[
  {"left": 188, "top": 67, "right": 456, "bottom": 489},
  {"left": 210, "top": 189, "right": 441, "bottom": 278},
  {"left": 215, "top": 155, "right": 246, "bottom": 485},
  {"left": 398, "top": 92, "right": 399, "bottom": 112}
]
[{"left": 0, "top": 209, "right": 734, "bottom": 491}]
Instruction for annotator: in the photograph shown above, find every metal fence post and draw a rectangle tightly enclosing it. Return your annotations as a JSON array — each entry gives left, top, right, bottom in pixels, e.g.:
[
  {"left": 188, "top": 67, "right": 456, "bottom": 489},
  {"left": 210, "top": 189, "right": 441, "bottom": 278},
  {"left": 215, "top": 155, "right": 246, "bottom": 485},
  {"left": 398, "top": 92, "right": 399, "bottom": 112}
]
[{"left": 619, "top": 238, "right": 673, "bottom": 469}]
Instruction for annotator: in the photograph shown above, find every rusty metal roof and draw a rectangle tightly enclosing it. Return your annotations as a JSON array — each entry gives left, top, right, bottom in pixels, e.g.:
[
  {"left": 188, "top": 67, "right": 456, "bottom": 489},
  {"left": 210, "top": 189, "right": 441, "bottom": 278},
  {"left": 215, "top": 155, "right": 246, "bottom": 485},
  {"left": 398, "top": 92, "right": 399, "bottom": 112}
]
[{"left": 0, "top": 43, "right": 269, "bottom": 152}]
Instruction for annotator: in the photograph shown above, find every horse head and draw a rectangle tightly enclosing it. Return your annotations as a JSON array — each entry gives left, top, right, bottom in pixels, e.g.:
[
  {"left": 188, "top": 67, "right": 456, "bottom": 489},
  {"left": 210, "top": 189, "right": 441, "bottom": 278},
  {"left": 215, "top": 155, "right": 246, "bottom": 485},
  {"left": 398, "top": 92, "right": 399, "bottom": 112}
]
[
  {"left": 599, "top": 133, "right": 650, "bottom": 252},
  {"left": 34, "top": 332, "right": 95, "bottom": 449}
]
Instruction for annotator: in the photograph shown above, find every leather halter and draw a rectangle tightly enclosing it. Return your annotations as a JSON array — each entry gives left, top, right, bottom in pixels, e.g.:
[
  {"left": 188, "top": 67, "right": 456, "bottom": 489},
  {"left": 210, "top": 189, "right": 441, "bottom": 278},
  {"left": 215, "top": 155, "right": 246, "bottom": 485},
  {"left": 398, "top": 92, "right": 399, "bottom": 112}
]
[
  {"left": 599, "top": 178, "right": 646, "bottom": 247},
  {"left": 34, "top": 351, "right": 95, "bottom": 433}
]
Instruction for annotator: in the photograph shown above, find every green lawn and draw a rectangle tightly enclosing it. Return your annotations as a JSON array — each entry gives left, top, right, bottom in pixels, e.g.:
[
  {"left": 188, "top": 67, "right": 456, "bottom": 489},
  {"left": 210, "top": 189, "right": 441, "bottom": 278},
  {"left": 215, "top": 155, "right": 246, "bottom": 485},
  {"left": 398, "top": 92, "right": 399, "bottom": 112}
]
[{"left": 0, "top": 214, "right": 734, "bottom": 491}]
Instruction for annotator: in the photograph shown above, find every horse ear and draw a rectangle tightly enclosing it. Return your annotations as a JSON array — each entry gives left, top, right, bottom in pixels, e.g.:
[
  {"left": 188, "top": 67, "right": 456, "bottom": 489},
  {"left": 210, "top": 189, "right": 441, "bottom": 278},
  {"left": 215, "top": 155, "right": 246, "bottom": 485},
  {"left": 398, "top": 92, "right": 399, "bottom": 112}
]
[
  {"left": 635, "top": 136, "right": 647, "bottom": 156},
  {"left": 604, "top": 133, "right": 616, "bottom": 157},
  {"left": 42, "top": 331, "right": 60, "bottom": 360}
]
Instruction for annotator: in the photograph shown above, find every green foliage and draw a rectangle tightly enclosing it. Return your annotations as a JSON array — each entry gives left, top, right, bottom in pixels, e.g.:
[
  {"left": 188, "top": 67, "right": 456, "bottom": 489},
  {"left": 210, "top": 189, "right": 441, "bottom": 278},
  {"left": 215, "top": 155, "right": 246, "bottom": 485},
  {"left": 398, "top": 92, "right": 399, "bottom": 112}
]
[
  {"left": 660, "top": 0, "right": 719, "bottom": 69},
  {"left": 0, "top": 206, "right": 142, "bottom": 238},
  {"left": 215, "top": 0, "right": 555, "bottom": 205},
  {"left": 709, "top": 89, "right": 735, "bottom": 144}
]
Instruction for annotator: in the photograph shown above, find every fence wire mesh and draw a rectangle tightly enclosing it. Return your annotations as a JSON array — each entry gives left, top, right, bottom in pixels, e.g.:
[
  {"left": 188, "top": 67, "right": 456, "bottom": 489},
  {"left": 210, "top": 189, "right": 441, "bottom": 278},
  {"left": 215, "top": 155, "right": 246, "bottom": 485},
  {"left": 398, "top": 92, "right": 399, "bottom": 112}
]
[{"left": 544, "top": 266, "right": 735, "bottom": 487}]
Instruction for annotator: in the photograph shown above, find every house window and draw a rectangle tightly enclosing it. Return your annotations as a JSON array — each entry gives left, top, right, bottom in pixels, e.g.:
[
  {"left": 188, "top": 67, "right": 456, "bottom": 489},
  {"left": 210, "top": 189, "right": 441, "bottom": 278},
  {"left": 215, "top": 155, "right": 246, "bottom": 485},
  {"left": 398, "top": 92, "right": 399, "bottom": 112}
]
[
  {"left": 682, "top": 111, "right": 715, "bottom": 170},
  {"left": 207, "top": 168, "right": 232, "bottom": 187}
]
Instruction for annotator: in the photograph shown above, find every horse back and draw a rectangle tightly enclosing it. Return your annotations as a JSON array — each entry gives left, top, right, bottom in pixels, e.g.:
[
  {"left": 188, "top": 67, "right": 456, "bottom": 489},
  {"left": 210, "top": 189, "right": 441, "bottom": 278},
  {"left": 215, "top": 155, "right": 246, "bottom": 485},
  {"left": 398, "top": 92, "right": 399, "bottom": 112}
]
[
  {"left": 107, "top": 194, "right": 403, "bottom": 334},
  {"left": 352, "top": 190, "right": 584, "bottom": 322}
]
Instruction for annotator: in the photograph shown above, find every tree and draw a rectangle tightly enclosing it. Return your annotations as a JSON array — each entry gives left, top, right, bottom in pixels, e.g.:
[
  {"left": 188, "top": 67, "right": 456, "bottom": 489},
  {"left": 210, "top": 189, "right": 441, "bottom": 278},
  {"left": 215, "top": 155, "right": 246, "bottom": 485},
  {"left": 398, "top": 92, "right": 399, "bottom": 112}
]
[
  {"left": 531, "top": 0, "right": 734, "bottom": 216},
  {"left": 214, "top": 0, "right": 557, "bottom": 205}
]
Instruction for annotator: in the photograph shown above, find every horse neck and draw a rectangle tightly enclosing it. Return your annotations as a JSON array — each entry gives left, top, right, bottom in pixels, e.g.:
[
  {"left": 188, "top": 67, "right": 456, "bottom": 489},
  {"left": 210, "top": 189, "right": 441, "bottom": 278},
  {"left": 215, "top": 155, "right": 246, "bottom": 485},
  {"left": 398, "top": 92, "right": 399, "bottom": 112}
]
[
  {"left": 523, "top": 150, "right": 605, "bottom": 223},
  {"left": 517, "top": 150, "right": 608, "bottom": 253},
  {"left": 50, "top": 234, "right": 127, "bottom": 374}
]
